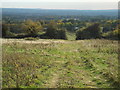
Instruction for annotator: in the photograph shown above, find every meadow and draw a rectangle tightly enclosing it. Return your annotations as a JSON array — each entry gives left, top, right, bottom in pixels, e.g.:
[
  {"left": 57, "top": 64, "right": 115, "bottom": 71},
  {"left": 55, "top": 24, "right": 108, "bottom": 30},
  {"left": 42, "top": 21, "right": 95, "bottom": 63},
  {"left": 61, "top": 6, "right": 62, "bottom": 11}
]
[{"left": 2, "top": 39, "right": 119, "bottom": 88}]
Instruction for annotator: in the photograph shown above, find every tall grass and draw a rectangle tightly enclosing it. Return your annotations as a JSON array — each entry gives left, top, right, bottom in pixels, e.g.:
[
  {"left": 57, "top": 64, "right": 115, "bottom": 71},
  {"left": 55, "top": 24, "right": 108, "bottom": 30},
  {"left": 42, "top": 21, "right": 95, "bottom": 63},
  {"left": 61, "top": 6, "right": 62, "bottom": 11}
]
[{"left": 2, "top": 39, "right": 119, "bottom": 88}]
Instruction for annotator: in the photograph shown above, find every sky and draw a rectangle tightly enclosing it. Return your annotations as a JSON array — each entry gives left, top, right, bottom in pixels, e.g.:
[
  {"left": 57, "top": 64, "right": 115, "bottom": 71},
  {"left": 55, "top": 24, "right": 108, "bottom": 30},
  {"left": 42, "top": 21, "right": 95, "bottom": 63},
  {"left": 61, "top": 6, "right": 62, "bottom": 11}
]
[{"left": 1, "top": 0, "right": 119, "bottom": 10}]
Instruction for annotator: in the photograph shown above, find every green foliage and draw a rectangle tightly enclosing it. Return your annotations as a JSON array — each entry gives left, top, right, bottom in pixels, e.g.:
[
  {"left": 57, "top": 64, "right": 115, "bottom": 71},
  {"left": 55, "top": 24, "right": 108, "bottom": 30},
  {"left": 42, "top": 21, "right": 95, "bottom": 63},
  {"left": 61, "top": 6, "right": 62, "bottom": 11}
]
[
  {"left": 57, "top": 29, "right": 67, "bottom": 40},
  {"left": 76, "top": 23, "right": 102, "bottom": 40},
  {"left": 22, "top": 20, "right": 43, "bottom": 37},
  {"left": 45, "top": 21, "right": 58, "bottom": 39},
  {"left": 102, "top": 20, "right": 118, "bottom": 32},
  {"left": 2, "top": 18, "right": 118, "bottom": 40},
  {"left": 44, "top": 21, "right": 67, "bottom": 40},
  {"left": 2, "top": 24, "right": 9, "bottom": 37},
  {"left": 2, "top": 24, "right": 16, "bottom": 38},
  {"left": 103, "top": 29, "right": 119, "bottom": 40},
  {"left": 10, "top": 24, "right": 23, "bottom": 34}
]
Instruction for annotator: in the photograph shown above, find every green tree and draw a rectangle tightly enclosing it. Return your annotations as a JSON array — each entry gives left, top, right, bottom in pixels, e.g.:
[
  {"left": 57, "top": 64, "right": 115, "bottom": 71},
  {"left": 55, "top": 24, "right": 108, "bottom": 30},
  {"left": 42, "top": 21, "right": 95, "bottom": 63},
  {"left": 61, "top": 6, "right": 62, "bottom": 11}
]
[
  {"left": 45, "top": 20, "right": 58, "bottom": 39},
  {"left": 22, "top": 20, "right": 43, "bottom": 37},
  {"left": 57, "top": 29, "right": 67, "bottom": 40},
  {"left": 76, "top": 23, "right": 102, "bottom": 40},
  {"left": 2, "top": 24, "right": 13, "bottom": 37},
  {"left": 44, "top": 20, "right": 67, "bottom": 39},
  {"left": 103, "top": 29, "right": 119, "bottom": 40}
]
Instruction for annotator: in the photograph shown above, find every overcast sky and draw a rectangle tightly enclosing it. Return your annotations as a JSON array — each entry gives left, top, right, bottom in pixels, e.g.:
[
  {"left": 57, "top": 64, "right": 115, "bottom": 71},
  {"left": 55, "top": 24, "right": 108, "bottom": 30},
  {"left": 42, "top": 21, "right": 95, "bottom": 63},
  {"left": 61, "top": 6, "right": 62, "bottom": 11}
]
[{"left": 1, "top": 0, "right": 119, "bottom": 10}]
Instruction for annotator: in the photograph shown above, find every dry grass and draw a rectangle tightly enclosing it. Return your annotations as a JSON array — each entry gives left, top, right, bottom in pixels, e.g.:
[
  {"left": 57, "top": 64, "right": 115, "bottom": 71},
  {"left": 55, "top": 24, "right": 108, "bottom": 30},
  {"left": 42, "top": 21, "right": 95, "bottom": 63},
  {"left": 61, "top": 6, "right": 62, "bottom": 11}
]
[{"left": 2, "top": 39, "right": 119, "bottom": 88}]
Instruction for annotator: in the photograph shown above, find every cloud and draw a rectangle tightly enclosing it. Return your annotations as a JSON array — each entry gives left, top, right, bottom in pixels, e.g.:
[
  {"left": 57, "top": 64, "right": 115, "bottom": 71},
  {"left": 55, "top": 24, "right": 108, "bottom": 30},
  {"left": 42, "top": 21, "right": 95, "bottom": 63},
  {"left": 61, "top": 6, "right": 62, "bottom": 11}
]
[
  {"left": 2, "top": 2, "right": 118, "bottom": 10},
  {"left": 1, "top": 0, "right": 119, "bottom": 2}
]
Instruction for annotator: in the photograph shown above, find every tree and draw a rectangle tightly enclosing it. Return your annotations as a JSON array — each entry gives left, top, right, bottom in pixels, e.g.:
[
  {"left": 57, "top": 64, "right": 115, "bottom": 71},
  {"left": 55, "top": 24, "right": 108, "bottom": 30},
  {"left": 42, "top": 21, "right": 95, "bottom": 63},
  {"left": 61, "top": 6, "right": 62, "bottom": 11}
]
[
  {"left": 2, "top": 24, "right": 11, "bottom": 37},
  {"left": 76, "top": 23, "right": 102, "bottom": 40},
  {"left": 44, "top": 20, "right": 67, "bottom": 39},
  {"left": 57, "top": 29, "right": 67, "bottom": 40},
  {"left": 22, "top": 20, "right": 43, "bottom": 37},
  {"left": 45, "top": 20, "right": 58, "bottom": 39},
  {"left": 103, "top": 29, "right": 119, "bottom": 40},
  {"left": 86, "top": 23, "right": 101, "bottom": 38}
]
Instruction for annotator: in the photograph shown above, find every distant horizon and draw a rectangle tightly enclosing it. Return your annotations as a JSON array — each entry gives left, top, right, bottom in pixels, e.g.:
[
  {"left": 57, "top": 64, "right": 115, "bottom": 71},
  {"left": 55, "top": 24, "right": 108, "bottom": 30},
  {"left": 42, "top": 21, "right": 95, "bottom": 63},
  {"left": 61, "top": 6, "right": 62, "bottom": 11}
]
[
  {"left": 2, "top": 7, "right": 119, "bottom": 11},
  {"left": 1, "top": 2, "right": 118, "bottom": 10}
]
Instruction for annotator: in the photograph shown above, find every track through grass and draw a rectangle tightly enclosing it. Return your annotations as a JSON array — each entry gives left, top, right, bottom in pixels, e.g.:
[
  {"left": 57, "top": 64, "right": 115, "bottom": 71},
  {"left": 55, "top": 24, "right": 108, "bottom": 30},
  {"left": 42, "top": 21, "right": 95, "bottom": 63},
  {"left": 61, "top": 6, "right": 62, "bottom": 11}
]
[{"left": 2, "top": 39, "right": 119, "bottom": 88}]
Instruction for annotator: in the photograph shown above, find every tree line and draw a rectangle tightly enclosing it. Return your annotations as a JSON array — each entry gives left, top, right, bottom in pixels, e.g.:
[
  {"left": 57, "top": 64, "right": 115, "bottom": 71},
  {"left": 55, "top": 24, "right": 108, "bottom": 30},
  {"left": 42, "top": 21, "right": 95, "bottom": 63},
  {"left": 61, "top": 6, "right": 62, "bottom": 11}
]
[
  {"left": 2, "top": 20, "right": 67, "bottom": 40},
  {"left": 2, "top": 19, "right": 119, "bottom": 40}
]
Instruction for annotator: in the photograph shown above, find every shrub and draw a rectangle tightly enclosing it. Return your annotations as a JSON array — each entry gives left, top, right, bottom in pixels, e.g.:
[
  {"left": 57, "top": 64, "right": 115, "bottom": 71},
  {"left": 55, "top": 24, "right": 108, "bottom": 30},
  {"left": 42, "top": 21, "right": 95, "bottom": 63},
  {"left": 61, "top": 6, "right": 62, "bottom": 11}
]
[{"left": 103, "top": 29, "right": 119, "bottom": 40}]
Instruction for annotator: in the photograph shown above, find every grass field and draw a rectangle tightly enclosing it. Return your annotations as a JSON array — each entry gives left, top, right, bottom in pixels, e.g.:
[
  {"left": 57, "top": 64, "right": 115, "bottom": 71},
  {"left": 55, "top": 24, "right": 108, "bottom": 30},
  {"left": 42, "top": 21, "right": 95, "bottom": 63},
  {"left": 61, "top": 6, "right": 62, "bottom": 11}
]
[{"left": 2, "top": 39, "right": 119, "bottom": 88}]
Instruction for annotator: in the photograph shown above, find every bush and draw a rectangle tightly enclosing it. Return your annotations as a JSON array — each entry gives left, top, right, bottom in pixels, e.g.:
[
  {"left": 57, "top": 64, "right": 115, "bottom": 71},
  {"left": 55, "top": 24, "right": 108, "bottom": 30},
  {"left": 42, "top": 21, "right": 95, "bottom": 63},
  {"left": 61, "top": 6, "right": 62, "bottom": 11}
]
[{"left": 102, "top": 29, "right": 119, "bottom": 40}]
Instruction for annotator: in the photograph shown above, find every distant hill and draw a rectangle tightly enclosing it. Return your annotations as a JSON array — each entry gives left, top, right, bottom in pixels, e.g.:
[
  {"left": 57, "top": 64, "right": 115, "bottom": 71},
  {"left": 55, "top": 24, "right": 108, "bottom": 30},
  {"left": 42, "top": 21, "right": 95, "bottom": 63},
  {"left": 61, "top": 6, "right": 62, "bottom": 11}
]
[{"left": 2, "top": 8, "right": 118, "bottom": 16}]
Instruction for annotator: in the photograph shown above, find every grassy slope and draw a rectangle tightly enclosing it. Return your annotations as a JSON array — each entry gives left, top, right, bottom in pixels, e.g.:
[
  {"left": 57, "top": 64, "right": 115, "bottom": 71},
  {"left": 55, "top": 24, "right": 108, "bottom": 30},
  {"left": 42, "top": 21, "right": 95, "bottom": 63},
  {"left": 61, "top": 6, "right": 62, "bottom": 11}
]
[
  {"left": 2, "top": 39, "right": 119, "bottom": 88},
  {"left": 66, "top": 31, "right": 76, "bottom": 40}
]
